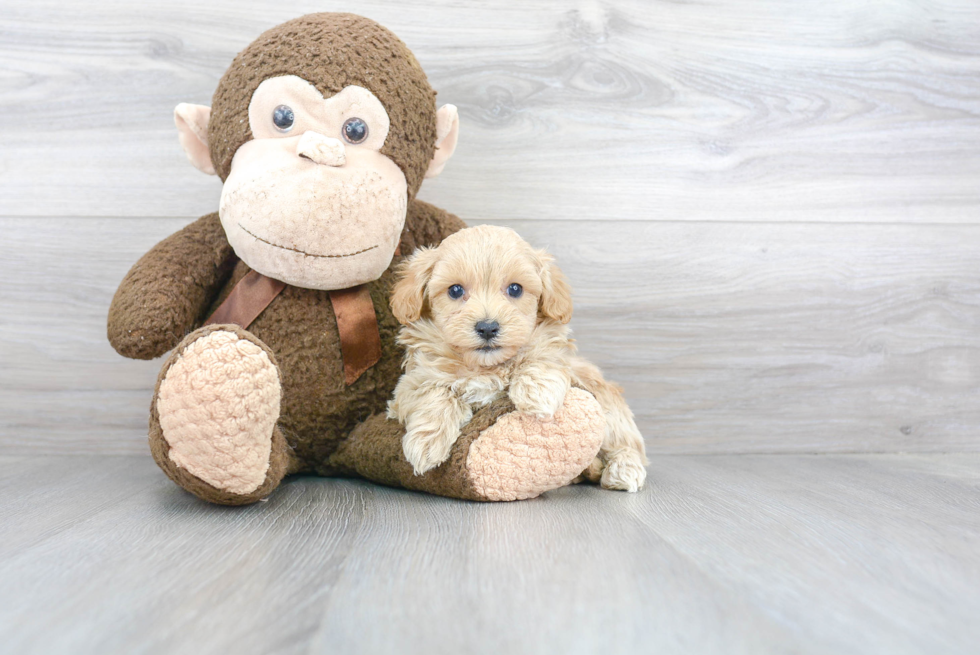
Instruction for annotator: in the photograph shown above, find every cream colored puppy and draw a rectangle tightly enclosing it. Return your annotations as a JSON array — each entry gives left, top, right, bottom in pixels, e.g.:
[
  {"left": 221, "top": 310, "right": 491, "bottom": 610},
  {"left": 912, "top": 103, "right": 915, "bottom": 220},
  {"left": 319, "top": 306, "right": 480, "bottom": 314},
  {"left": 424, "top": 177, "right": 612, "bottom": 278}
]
[{"left": 387, "top": 225, "right": 648, "bottom": 492}]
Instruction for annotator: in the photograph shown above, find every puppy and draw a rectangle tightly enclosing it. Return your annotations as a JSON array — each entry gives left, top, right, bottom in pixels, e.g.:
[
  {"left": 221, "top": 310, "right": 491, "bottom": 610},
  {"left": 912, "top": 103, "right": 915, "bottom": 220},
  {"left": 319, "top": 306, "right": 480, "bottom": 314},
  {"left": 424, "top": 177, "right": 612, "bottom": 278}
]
[{"left": 387, "top": 225, "right": 648, "bottom": 492}]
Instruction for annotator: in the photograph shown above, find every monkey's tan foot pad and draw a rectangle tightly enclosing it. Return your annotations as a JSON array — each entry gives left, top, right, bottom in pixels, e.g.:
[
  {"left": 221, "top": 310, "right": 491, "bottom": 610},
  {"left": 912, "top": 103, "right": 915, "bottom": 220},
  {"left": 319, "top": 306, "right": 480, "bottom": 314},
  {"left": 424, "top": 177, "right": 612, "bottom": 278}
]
[
  {"left": 465, "top": 388, "right": 604, "bottom": 501},
  {"left": 156, "top": 326, "right": 281, "bottom": 496}
]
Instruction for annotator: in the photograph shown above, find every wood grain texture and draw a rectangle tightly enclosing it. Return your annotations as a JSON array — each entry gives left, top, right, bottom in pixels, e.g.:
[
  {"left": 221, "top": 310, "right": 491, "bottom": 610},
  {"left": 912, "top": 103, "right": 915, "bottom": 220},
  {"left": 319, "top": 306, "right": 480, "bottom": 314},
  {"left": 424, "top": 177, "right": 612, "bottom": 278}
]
[
  {"left": 0, "top": 454, "right": 977, "bottom": 654},
  {"left": 1, "top": 0, "right": 979, "bottom": 222},
  {"left": 5, "top": 6, "right": 979, "bottom": 653},
  {"left": 3, "top": 217, "right": 978, "bottom": 455}
]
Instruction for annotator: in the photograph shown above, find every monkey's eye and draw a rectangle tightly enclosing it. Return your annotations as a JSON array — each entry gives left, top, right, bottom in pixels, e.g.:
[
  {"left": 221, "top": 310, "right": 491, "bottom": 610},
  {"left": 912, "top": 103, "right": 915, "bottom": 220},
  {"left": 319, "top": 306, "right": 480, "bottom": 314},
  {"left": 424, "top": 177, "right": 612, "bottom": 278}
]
[
  {"left": 342, "top": 117, "right": 369, "bottom": 144},
  {"left": 448, "top": 284, "right": 465, "bottom": 300},
  {"left": 507, "top": 283, "right": 523, "bottom": 298},
  {"left": 272, "top": 105, "right": 295, "bottom": 132}
]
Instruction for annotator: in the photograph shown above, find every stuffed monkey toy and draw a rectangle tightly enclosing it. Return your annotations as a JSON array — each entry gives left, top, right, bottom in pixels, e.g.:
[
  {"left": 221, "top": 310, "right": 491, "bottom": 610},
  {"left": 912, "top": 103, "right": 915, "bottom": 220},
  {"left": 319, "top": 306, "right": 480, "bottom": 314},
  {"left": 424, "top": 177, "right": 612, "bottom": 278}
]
[{"left": 107, "top": 13, "right": 605, "bottom": 506}]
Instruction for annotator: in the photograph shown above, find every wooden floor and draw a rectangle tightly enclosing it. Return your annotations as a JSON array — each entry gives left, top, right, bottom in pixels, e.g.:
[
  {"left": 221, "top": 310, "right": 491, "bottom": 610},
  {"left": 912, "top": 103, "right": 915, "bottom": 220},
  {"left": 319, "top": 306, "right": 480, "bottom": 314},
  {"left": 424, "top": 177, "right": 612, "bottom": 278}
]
[
  {"left": 3, "top": 2, "right": 980, "bottom": 653},
  {"left": 1, "top": 454, "right": 977, "bottom": 655},
  {"left": 4, "top": 0, "right": 980, "bottom": 456}
]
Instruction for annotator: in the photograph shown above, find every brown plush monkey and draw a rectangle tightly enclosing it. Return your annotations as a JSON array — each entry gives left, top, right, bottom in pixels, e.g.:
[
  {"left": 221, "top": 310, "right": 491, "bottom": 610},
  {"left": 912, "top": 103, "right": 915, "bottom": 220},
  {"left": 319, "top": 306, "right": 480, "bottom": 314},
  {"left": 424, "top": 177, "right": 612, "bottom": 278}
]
[{"left": 108, "top": 13, "right": 605, "bottom": 506}]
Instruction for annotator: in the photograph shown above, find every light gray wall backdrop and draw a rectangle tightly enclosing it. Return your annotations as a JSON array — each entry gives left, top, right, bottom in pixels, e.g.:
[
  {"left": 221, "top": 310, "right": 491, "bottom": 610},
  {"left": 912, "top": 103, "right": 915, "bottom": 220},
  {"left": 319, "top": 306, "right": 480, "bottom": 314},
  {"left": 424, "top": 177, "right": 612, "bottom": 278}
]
[{"left": 2, "top": 0, "right": 979, "bottom": 455}]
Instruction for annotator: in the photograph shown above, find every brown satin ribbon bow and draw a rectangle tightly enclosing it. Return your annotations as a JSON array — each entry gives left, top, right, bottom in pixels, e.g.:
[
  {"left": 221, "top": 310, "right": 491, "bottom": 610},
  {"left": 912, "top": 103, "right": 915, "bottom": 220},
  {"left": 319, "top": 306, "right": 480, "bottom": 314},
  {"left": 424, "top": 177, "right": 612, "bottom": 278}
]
[{"left": 204, "top": 269, "right": 382, "bottom": 386}]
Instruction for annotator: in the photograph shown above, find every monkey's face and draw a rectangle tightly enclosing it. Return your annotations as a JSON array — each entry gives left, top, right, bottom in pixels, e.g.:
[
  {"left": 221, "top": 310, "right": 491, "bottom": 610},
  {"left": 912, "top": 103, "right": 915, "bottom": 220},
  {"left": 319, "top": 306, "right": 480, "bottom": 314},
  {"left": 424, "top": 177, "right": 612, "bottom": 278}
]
[
  {"left": 217, "top": 75, "right": 408, "bottom": 290},
  {"left": 175, "top": 14, "right": 460, "bottom": 290}
]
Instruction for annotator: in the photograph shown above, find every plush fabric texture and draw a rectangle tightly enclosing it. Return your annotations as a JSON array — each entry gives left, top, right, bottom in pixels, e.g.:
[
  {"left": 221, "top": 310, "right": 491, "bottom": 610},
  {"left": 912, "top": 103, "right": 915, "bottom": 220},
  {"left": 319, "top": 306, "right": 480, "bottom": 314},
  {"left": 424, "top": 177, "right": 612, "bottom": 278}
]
[
  {"left": 206, "top": 200, "right": 459, "bottom": 465},
  {"left": 149, "top": 325, "right": 293, "bottom": 506},
  {"left": 466, "top": 388, "right": 605, "bottom": 501},
  {"left": 110, "top": 13, "right": 610, "bottom": 506},
  {"left": 219, "top": 136, "right": 409, "bottom": 291},
  {"left": 174, "top": 103, "right": 215, "bottom": 174},
  {"left": 107, "top": 213, "right": 236, "bottom": 360},
  {"left": 295, "top": 130, "right": 347, "bottom": 166},
  {"left": 208, "top": 12, "right": 437, "bottom": 199},
  {"left": 107, "top": 199, "right": 456, "bottom": 363},
  {"left": 330, "top": 396, "right": 517, "bottom": 500},
  {"left": 125, "top": 201, "right": 460, "bottom": 501},
  {"left": 157, "top": 328, "right": 281, "bottom": 495},
  {"left": 127, "top": 199, "right": 605, "bottom": 505},
  {"left": 248, "top": 78, "right": 393, "bottom": 148},
  {"left": 331, "top": 390, "right": 604, "bottom": 501}
]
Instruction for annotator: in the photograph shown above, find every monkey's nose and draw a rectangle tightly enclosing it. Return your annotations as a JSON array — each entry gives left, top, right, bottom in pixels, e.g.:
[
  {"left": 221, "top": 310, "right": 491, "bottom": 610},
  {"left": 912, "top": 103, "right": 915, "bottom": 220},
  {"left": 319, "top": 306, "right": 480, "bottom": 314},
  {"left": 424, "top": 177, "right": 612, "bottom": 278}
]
[
  {"left": 296, "top": 131, "right": 346, "bottom": 167},
  {"left": 474, "top": 320, "right": 500, "bottom": 341}
]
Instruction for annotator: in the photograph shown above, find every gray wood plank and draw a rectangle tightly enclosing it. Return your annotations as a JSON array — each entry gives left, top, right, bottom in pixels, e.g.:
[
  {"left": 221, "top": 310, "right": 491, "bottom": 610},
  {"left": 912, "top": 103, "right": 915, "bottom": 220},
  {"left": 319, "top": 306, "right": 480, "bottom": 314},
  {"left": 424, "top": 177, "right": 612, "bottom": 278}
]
[
  {"left": 633, "top": 454, "right": 980, "bottom": 655},
  {"left": 3, "top": 217, "right": 979, "bottom": 455},
  {"left": 0, "top": 456, "right": 158, "bottom": 559},
  {"left": 0, "top": 454, "right": 977, "bottom": 654},
  {"left": 509, "top": 219, "right": 980, "bottom": 455},
  {"left": 2, "top": 0, "right": 979, "bottom": 222}
]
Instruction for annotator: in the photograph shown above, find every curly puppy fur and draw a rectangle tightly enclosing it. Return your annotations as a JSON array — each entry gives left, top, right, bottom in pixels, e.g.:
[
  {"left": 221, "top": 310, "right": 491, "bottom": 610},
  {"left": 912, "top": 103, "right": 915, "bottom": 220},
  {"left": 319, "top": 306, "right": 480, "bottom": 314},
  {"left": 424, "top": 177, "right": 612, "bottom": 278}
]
[{"left": 387, "top": 225, "right": 648, "bottom": 491}]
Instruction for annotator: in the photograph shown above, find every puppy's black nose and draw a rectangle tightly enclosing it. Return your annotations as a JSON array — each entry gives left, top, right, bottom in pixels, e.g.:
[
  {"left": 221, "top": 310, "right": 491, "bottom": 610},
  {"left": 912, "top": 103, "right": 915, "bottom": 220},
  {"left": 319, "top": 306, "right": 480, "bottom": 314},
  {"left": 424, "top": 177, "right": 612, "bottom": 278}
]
[{"left": 475, "top": 320, "right": 500, "bottom": 341}]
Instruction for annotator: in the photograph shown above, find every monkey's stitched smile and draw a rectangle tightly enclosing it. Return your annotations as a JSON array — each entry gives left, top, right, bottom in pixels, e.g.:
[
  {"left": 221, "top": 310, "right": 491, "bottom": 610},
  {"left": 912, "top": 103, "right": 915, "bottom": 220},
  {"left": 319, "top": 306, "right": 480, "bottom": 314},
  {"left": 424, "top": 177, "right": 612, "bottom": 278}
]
[{"left": 238, "top": 223, "right": 379, "bottom": 259}]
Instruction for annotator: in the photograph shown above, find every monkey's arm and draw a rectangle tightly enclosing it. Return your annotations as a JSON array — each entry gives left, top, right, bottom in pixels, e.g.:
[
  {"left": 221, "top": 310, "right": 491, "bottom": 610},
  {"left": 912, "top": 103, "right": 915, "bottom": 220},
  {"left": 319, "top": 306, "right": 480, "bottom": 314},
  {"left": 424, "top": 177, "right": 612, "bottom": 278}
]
[
  {"left": 330, "top": 389, "right": 605, "bottom": 502},
  {"left": 107, "top": 212, "right": 237, "bottom": 360},
  {"left": 400, "top": 199, "right": 467, "bottom": 252}
]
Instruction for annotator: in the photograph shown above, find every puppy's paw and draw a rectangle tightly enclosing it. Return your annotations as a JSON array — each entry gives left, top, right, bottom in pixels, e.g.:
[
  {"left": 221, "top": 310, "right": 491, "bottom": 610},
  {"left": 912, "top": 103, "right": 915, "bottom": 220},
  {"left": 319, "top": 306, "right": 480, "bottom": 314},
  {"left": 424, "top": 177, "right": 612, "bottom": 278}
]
[
  {"left": 574, "top": 456, "right": 604, "bottom": 484},
  {"left": 600, "top": 448, "right": 647, "bottom": 493},
  {"left": 509, "top": 371, "right": 570, "bottom": 420},
  {"left": 403, "top": 426, "right": 460, "bottom": 475}
]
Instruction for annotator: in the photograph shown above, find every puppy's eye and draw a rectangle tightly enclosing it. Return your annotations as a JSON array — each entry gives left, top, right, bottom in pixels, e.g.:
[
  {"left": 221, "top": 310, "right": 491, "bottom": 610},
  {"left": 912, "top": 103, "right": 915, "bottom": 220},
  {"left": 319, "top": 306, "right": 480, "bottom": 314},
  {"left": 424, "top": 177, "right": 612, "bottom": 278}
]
[
  {"left": 507, "top": 283, "right": 523, "bottom": 298},
  {"left": 342, "top": 117, "right": 369, "bottom": 144},
  {"left": 448, "top": 284, "right": 465, "bottom": 300},
  {"left": 272, "top": 105, "right": 295, "bottom": 132}
]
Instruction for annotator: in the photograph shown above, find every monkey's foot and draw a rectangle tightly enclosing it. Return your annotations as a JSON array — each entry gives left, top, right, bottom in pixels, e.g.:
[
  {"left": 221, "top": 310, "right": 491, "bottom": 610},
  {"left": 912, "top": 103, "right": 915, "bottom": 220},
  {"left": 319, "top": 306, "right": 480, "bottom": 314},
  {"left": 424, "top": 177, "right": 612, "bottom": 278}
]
[
  {"left": 463, "top": 388, "right": 604, "bottom": 500},
  {"left": 150, "top": 325, "right": 290, "bottom": 505},
  {"left": 332, "top": 388, "right": 604, "bottom": 502}
]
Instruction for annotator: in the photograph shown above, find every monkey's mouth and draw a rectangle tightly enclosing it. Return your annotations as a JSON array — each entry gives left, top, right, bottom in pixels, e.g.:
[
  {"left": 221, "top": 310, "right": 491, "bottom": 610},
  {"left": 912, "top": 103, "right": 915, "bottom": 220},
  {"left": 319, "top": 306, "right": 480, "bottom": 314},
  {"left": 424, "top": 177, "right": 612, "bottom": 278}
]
[{"left": 238, "top": 223, "right": 378, "bottom": 259}]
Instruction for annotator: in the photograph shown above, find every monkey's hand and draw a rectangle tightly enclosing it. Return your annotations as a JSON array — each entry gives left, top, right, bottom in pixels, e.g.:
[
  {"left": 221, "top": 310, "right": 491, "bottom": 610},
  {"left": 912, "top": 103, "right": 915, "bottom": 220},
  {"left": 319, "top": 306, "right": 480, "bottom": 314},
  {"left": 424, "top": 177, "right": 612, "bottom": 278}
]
[
  {"left": 108, "top": 213, "right": 235, "bottom": 360},
  {"left": 509, "top": 365, "right": 572, "bottom": 420}
]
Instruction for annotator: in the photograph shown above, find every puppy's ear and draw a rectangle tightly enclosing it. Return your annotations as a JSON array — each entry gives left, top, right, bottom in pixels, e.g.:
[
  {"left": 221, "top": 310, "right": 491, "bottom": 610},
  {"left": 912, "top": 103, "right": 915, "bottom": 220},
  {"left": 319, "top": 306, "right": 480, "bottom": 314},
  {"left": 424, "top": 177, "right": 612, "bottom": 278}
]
[
  {"left": 537, "top": 250, "right": 573, "bottom": 324},
  {"left": 391, "top": 247, "right": 440, "bottom": 325}
]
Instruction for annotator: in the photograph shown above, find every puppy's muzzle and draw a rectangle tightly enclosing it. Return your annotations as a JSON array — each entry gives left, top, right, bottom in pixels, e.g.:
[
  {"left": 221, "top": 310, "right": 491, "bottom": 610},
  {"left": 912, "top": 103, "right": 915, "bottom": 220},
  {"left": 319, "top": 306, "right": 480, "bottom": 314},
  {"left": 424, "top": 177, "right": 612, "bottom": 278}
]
[{"left": 474, "top": 319, "right": 500, "bottom": 342}]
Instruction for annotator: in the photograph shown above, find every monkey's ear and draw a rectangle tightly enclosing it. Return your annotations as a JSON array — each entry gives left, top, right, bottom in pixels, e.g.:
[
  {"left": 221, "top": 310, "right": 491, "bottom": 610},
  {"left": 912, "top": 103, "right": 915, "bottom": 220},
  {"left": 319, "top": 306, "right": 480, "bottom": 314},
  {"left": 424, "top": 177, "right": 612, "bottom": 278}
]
[
  {"left": 537, "top": 250, "right": 574, "bottom": 324},
  {"left": 174, "top": 103, "right": 216, "bottom": 175},
  {"left": 425, "top": 104, "right": 459, "bottom": 179},
  {"left": 390, "top": 248, "right": 441, "bottom": 325}
]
